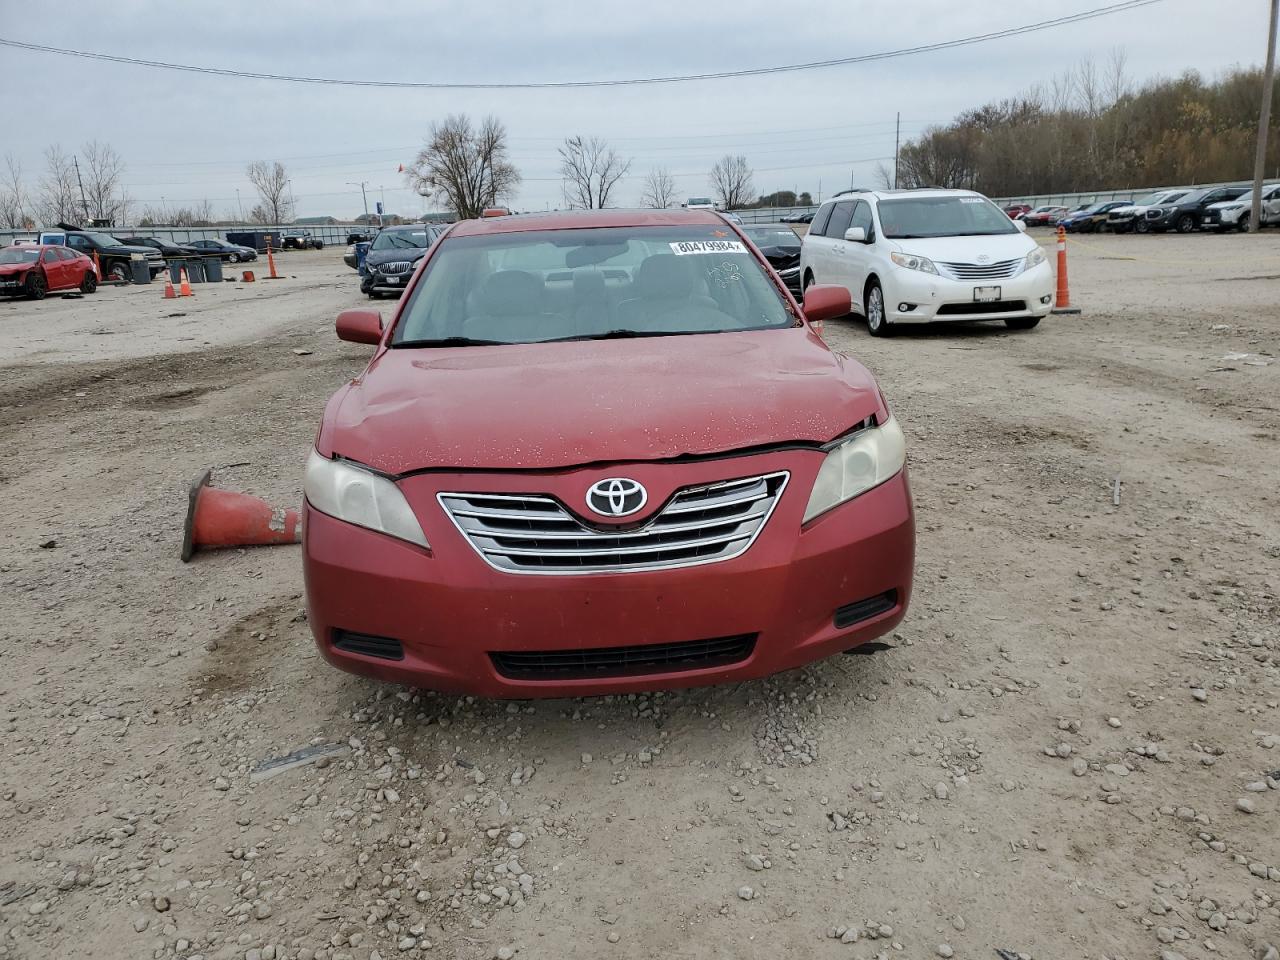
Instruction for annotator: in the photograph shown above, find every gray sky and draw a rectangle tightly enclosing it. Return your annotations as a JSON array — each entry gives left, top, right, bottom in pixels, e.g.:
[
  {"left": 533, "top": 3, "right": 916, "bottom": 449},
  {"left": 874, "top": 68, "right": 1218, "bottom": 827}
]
[{"left": 2, "top": 0, "right": 1269, "bottom": 220}]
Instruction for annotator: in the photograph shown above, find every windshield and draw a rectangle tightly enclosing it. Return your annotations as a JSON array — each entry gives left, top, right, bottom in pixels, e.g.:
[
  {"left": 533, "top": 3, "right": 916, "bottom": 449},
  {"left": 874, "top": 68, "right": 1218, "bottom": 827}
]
[
  {"left": 0, "top": 248, "right": 40, "bottom": 264},
  {"left": 743, "top": 227, "right": 800, "bottom": 246},
  {"left": 392, "top": 225, "right": 794, "bottom": 347},
  {"left": 372, "top": 229, "right": 431, "bottom": 251},
  {"left": 877, "top": 196, "right": 1017, "bottom": 239},
  {"left": 687, "top": 198, "right": 713, "bottom": 206},
  {"left": 77, "top": 232, "right": 124, "bottom": 246}
]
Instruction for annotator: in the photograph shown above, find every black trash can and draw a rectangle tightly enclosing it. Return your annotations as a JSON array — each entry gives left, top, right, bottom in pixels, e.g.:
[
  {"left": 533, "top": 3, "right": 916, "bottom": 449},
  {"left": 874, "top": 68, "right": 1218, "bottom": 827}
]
[
  {"left": 202, "top": 257, "right": 224, "bottom": 282},
  {"left": 129, "top": 257, "right": 152, "bottom": 284},
  {"left": 168, "top": 260, "right": 184, "bottom": 284},
  {"left": 186, "top": 259, "right": 206, "bottom": 283}
]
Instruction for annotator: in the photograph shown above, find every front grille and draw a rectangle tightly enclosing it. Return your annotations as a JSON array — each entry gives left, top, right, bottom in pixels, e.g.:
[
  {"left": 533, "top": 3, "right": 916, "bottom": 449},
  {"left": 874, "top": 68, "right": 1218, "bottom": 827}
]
[
  {"left": 439, "top": 472, "right": 788, "bottom": 575},
  {"left": 769, "top": 252, "right": 800, "bottom": 270},
  {"left": 937, "top": 299, "right": 1027, "bottom": 316},
  {"left": 938, "top": 258, "right": 1022, "bottom": 280},
  {"left": 378, "top": 260, "right": 414, "bottom": 275},
  {"left": 332, "top": 629, "right": 404, "bottom": 660},
  {"left": 491, "top": 634, "right": 756, "bottom": 680},
  {"left": 834, "top": 590, "right": 898, "bottom": 629}
]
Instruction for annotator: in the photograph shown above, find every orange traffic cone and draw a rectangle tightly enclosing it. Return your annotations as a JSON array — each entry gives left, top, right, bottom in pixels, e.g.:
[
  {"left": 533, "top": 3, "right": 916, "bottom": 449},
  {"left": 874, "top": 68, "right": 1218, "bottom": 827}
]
[
  {"left": 163, "top": 272, "right": 177, "bottom": 299},
  {"left": 179, "top": 267, "right": 193, "bottom": 297},
  {"left": 242, "top": 270, "right": 256, "bottom": 282},
  {"left": 265, "top": 242, "right": 279, "bottom": 279},
  {"left": 1051, "top": 226, "right": 1081, "bottom": 315},
  {"left": 93, "top": 250, "right": 103, "bottom": 279},
  {"left": 181, "top": 469, "right": 302, "bottom": 562}
]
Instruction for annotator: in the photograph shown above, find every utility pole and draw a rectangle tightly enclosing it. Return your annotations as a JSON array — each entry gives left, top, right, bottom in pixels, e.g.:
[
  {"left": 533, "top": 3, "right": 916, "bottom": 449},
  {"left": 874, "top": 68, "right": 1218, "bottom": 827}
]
[
  {"left": 347, "top": 181, "right": 369, "bottom": 224},
  {"left": 894, "top": 112, "right": 901, "bottom": 189},
  {"left": 236, "top": 188, "right": 244, "bottom": 223},
  {"left": 73, "top": 154, "right": 90, "bottom": 224},
  {"left": 1250, "top": 0, "right": 1278, "bottom": 233},
  {"left": 287, "top": 179, "right": 297, "bottom": 221}
]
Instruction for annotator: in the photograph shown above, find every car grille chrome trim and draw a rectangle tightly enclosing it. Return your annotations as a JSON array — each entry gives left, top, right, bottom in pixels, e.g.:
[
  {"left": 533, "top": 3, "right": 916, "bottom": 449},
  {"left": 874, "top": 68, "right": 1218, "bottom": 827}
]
[
  {"left": 937, "top": 258, "right": 1022, "bottom": 280},
  {"left": 379, "top": 260, "right": 414, "bottom": 275},
  {"left": 438, "top": 472, "right": 789, "bottom": 575}
]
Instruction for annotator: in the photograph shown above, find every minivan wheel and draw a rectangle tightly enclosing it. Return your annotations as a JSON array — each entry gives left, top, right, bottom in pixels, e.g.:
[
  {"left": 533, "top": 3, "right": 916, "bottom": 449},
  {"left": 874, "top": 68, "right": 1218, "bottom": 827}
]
[
  {"left": 865, "top": 280, "right": 892, "bottom": 337},
  {"left": 801, "top": 270, "right": 814, "bottom": 294}
]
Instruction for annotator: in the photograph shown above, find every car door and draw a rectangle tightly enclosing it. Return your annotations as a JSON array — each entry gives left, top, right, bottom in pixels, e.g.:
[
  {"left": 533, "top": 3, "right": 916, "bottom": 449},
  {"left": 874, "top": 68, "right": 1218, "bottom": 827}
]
[
  {"left": 823, "top": 201, "right": 856, "bottom": 294},
  {"left": 58, "top": 247, "right": 83, "bottom": 288},
  {"left": 1263, "top": 185, "right": 1280, "bottom": 222},
  {"left": 41, "top": 248, "right": 66, "bottom": 289},
  {"left": 802, "top": 202, "right": 834, "bottom": 284},
  {"left": 841, "top": 201, "right": 875, "bottom": 308},
  {"left": 65, "top": 233, "right": 93, "bottom": 263}
]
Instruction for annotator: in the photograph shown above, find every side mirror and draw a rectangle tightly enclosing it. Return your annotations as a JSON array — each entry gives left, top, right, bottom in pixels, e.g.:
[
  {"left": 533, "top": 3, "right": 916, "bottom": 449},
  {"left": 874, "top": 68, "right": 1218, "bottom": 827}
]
[
  {"left": 336, "top": 308, "right": 383, "bottom": 345},
  {"left": 802, "top": 284, "right": 851, "bottom": 324},
  {"left": 843, "top": 226, "right": 867, "bottom": 243},
  {"left": 1013, "top": 219, "right": 1027, "bottom": 233}
]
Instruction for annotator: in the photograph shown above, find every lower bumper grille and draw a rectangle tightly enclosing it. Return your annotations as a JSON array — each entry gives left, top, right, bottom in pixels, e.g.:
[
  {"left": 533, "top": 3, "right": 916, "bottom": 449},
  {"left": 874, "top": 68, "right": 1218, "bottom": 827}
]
[
  {"left": 833, "top": 589, "right": 898, "bottom": 629},
  {"left": 936, "top": 300, "right": 1027, "bottom": 316},
  {"left": 333, "top": 629, "right": 404, "bottom": 661},
  {"left": 491, "top": 634, "right": 756, "bottom": 680}
]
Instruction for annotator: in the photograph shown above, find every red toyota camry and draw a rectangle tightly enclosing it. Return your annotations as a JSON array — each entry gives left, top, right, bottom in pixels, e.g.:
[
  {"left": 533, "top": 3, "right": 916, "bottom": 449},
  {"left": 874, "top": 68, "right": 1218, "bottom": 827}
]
[{"left": 303, "top": 209, "right": 914, "bottom": 698}]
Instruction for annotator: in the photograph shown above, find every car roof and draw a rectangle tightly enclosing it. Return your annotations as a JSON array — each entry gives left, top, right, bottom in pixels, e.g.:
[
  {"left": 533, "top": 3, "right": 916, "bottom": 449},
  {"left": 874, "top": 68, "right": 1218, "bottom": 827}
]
[
  {"left": 3, "top": 243, "right": 78, "bottom": 252},
  {"left": 824, "top": 188, "right": 989, "bottom": 204},
  {"left": 448, "top": 208, "right": 727, "bottom": 238}
]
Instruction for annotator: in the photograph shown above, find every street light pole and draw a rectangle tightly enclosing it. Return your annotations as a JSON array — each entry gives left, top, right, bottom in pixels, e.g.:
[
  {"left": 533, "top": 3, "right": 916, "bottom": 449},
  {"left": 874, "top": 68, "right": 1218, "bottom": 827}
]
[
  {"left": 347, "top": 181, "right": 369, "bottom": 225},
  {"left": 1250, "top": 0, "right": 1278, "bottom": 233}
]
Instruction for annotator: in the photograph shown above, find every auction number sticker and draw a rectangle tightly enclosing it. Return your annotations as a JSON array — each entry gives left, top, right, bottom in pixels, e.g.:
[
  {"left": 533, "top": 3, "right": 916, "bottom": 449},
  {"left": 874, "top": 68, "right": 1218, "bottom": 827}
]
[{"left": 669, "top": 240, "right": 746, "bottom": 256}]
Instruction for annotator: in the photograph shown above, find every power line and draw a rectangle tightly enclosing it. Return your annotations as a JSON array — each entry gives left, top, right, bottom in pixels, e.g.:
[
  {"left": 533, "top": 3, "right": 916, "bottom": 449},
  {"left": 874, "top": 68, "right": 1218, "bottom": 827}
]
[{"left": 0, "top": 1, "right": 1163, "bottom": 90}]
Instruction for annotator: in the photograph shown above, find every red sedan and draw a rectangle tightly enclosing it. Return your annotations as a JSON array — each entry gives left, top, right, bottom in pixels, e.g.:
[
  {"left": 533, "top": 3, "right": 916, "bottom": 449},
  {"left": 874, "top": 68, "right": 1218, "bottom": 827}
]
[
  {"left": 0, "top": 244, "right": 98, "bottom": 299},
  {"left": 303, "top": 209, "right": 915, "bottom": 698}
]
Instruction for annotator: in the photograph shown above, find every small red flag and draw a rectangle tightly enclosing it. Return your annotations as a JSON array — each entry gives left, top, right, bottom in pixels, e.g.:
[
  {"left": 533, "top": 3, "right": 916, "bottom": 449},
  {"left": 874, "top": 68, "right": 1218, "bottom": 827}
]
[{"left": 397, "top": 163, "right": 404, "bottom": 173}]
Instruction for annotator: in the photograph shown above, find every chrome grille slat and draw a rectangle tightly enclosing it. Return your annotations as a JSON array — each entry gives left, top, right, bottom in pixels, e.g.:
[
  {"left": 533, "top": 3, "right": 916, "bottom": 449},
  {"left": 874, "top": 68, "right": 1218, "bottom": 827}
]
[{"left": 438, "top": 472, "right": 788, "bottom": 575}]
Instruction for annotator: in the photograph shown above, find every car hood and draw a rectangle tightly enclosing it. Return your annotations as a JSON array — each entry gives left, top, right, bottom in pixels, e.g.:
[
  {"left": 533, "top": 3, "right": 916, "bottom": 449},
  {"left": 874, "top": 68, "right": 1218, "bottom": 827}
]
[
  {"left": 103, "top": 242, "right": 161, "bottom": 256},
  {"left": 887, "top": 232, "right": 1034, "bottom": 261},
  {"left": 320, "top": 328, "right": 885, "bottom": 473},
  {"left": 365, "top": 248, "right": 429, "bottom": 267},
  {"left": 0, "top": 263, "right": 34, "bottom": 275},
  {"left": 1206, "top": 199, "right": 1245, "bottom": 210}
]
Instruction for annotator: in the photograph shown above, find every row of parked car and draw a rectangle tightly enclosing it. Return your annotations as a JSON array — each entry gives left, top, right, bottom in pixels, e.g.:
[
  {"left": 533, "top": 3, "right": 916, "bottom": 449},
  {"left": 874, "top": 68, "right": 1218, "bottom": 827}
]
[{"left": 1003, "top": 183, "right": 1280, "bottom": 234}]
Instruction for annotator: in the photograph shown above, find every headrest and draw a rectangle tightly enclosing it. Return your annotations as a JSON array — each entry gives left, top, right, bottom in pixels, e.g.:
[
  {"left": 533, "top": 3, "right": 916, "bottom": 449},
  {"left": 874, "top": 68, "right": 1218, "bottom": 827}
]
[
  {"left": 633, "top": 254, "right": 695, "bottom": 299},
  {"left": 573, "top": 269, "right": 606, "bottom": 298},
  {"left": 475, "top": 270, "right": 542, "bottom": 316}
]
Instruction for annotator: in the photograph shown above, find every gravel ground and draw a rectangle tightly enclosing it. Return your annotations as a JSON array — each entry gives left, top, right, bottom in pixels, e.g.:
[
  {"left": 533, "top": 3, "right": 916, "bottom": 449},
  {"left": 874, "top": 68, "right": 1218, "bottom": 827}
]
[{"left": 1, "top": 234, "right": 1278, "bottom": 960}]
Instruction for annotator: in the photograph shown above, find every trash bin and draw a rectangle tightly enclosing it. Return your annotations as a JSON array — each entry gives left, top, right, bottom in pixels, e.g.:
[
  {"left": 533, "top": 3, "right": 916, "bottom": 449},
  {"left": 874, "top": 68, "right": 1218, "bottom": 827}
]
[
  {"left": 129, "top": 258, "right": 152, "bottom": 284},
  {"left": 202, "top": 257, "right": 223, "bottom": 282},
  {"left": 168, "top": 260, "right": 185, "bottom": 284},
  {"left": 355, "top": 241, "right": 371, "bottom": 275},
  {"left": 186, "top": 259, "right": 206, "bottom": 283}
]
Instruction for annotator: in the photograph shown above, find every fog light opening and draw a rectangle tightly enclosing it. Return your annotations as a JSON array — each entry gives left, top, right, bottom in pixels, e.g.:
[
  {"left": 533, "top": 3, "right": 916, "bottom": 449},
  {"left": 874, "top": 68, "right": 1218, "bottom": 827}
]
[
  {"left": 897, "top": 302, "right": 917, "bottom": 312},
  {"left": 1039, "top": 295, "right": 1052, "bottom": 305}
]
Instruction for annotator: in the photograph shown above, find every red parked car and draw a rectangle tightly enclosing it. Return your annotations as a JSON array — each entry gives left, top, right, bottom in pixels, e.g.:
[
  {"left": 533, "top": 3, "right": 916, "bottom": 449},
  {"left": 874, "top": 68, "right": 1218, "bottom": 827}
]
[
  {"left": 303, "top": 209, "right": 915, "bottom": 698},
  {"left": 0, "top": 244, "right": 98, "bottom": 299},
  {"left": 1002, "top": 203, "right": 1033, "bottom": 219}
]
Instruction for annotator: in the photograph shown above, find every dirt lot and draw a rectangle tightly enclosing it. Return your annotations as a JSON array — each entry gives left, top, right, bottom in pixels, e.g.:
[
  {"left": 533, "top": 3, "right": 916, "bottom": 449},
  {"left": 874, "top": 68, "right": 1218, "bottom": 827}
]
[{"left": 1, "top": 234, "right": 1278, "bottom": 960}]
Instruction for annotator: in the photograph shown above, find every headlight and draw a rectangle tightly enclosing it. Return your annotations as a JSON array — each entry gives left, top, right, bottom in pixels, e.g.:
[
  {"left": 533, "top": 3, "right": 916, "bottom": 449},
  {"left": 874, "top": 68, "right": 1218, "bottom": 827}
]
[
  {"left": 304, "top": 450, "right": 429, "bottom": 548},
  {"left": 1024, "top": 247, "right": 1046, "bottom": 269},
  {"left": 890, "top": 252, "right": 938, "bottom": 275},
  {"left": 1224, "top": 204, "right": 1244, "bottom": 211},
  {"left": 803, "top": 417, "right": 907, "bottom": 524}
]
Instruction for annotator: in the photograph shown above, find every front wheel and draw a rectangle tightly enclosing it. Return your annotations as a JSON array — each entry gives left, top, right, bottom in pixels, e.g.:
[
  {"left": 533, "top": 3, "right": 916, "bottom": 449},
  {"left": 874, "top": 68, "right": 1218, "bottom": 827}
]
[
  {"left": 80, "top": 271, "right": 98, "bottom": 294},
  {"left": 1237, "top": 213, "right": 1251, "bottom": 233},
  {"left": 1175, "top": 214, "right": 1196, "bottom": 233},
  {"left": 1005, "top": 316, "right": 1042, "bottom": 330},
  {"left": 865, "top": 280, "right": 892, "bottom": 337},
  {"left": 108, "top": 261, "right": 130, "bottom": 282},
  {"left": 229, "top": 252, "right": 241, "bottom": 263},
  {"left": 25, "top": 271, "right": 47, "bottom": 300},
  {"left": 1134, "top": 219, "right": 1151, "bottom": 235}
]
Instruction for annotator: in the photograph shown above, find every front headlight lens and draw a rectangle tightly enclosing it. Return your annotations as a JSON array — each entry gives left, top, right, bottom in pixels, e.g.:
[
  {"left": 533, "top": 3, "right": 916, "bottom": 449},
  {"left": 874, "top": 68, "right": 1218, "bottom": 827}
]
[
  {"left": 890, "top": 251, "right": 938, "bottom": 275},
  {"left": 803, "top": 417, "right": 907, "bottom": 524},
  {"left": 1024, "top": 247, "right": 1046, "bottom": 269},
  {"left": 304, "top": 450, "right": 429, "bottom": 548}
]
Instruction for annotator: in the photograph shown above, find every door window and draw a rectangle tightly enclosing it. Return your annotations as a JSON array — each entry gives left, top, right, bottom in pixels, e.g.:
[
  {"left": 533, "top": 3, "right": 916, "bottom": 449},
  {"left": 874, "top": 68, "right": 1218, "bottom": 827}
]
[
  {"left": 825, "top": 202, "right": 855, "bottom": 238},
  {"left": 850, "top": 201, "right": 874, "bottom": 241},
  {"left": 42, "top": 249, "right": 59, "bottom": 263},
  {"left": 809, "top": 203, "right": 834, "bottom": 237},
  {"left": 66, "top": 234, "right": 89, "bottom": 250}
]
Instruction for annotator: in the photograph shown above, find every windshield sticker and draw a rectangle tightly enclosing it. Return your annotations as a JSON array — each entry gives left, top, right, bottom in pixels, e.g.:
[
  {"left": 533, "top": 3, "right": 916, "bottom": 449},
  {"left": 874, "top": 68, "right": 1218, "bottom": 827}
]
[
  {"left": 960, "top": 197, "right": 985, "bottom": 203},
  {"left": 669, "top": 240, "right": 746, "bottom": 256}
]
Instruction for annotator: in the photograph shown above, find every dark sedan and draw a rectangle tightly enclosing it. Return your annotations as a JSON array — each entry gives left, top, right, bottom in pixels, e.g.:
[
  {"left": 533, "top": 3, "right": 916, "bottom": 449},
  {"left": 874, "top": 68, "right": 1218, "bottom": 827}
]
[
  {"left": 187, "top": 238, "right": 258, "bottom": 262},
  {"left": 1058, "top": 201, "right": 1133, "bottom": 233},
  {"left": 740, "top": 224, "right": 802, "bottom": 293}
]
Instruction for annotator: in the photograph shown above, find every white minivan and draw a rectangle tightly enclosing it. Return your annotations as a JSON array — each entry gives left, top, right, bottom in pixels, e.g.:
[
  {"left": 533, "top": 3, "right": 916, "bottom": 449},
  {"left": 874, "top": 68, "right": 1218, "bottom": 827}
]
[{"left": 799, "top": 188, "right": 1055, "bottom": 336}]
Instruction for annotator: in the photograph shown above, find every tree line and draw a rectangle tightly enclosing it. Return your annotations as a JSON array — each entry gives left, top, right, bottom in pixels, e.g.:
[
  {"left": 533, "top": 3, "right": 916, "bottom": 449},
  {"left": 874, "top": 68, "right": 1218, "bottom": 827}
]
[{"left": 890, "top": 55, "right": 1280, "bottom": 197}]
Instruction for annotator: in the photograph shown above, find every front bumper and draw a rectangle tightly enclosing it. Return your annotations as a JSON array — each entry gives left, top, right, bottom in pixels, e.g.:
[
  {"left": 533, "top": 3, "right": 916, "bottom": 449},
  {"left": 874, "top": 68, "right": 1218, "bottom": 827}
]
[
  {"left": 303, "top": 452, "right": 915, "bottom": 698},
  {"left": 776, "top": 265, "right": 802, "bottom": 293},
  {"left": 883, "top": 261, "right": 1054, "bottom": 324}
]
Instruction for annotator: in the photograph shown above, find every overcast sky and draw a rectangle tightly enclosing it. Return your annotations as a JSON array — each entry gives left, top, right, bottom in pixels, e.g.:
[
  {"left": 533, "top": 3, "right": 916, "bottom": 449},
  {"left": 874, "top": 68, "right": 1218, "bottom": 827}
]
[{"left": 2, "top": 0, "right": 1269, "bottom": 221}]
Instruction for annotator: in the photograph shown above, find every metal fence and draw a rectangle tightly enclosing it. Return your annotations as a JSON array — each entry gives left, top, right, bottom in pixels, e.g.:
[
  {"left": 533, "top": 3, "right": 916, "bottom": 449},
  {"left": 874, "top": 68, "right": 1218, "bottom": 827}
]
[{"left": 0, "top": 223, "right": 379, "bottom": 248}]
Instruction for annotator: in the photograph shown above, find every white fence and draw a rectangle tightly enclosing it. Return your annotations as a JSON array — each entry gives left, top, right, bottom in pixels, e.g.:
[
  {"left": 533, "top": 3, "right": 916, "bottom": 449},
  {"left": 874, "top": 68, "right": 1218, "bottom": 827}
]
[{"left": 0, "top": 223, "right": 380, "bottom": 247}]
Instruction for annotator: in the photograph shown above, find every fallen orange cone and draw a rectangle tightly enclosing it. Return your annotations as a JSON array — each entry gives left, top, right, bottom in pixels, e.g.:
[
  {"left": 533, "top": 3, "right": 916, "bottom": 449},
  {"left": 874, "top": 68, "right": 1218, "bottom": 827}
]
[{"left": 181, "top": 468, "right": 301, "bottom": 562}]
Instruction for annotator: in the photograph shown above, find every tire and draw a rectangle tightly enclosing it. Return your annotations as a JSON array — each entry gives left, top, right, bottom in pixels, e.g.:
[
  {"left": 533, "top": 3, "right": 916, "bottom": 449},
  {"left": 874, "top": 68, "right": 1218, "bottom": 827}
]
[
  {"left": 1134, "top": 218, "right": 1151, "bottom": 235},
  {"left": 25, "top": 271, "right": 47, "bottom": 300},
  {"left": 80, "top": 270, "right": 97, "bottom": 294},
  {"left": 367, "top": 290, "right": 383, "bottom": 300},
  {"left": 801, "top": 270, "right": 814, "bottom": 295},
  {"left": 1005, "top": 316, "right": 1041, "bottom": 330},
  {"left": 865, "top": 279, "right": 892, "bottom": 337},
  {"left": 1237, "top": 213, "right": 1250, "bottom": 233},
  {"left": 314, "top": 240, "right": 324, "bottom": 250},
  {"left": 108, "top": 261, "right": 130, "bottom": 282},
  {"left": 1175, "top": 214, "right": 1196, "bottom": 234},
  {"left": 229, "top": 252, "right": 241, "bottom": 263}
]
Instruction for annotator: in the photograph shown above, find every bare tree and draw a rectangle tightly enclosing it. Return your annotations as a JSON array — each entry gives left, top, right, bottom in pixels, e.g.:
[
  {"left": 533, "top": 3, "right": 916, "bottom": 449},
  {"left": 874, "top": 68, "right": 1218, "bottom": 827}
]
[
  {"left": 407, "top": 114, "right": 521, "bottom": 219},
  {"left": 872, "top": 161, "right": 896, "bottom": 190},
  {"left": 246, "top": 160, "right": 293, "bottom": 224},
  {"left": 639, "top": 167, "right": 677, "bottom": 208},
  {"left": 709, "top": 155, "right": 755, "bottom": 210},
  {"left": 558, "top": 136, "right": 632, "bottom": 209},
  {"left": 82, "top": 140, "right": 130, "bottom": 224},
  {"left": 38, "top": 145, "right": 83, "bottom": 225},
  {"left": 0, "top": 153, "right": 28, "bottom": 228}
]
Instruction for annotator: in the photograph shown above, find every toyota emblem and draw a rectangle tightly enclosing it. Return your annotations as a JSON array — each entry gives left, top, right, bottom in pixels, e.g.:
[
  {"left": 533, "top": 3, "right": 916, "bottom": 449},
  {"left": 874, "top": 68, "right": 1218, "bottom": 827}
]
[
  {"left": 976, "top": 254, "right": 991, "bottom": 263},
  {"left": 586, "top": 478, "right": 647, "bottom": 518}
]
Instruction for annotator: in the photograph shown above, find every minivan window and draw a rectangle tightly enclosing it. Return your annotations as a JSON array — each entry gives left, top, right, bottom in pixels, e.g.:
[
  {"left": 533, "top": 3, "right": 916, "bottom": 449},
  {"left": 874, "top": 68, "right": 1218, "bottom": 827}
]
[
  {"left": 850, "top": 201, "right": 874, "bottom": 240},
  {"left": 825, "top": 202, "right": 855, "bottom": 239},
  {"left": 809, "top": 203, "right": 834, "bottom": 236},
  {"left": 876, "top": 196, "right": 1017, "bottom": 239}
]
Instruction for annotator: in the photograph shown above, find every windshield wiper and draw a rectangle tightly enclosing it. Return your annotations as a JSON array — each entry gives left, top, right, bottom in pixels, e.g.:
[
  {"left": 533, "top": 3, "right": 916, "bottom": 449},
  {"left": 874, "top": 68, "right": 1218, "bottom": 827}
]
[
  {"left": 545, "top": 328, "right": 702, "bottom": 343},
  {"left": 393, "top": 337, "right": 508, "bottom": 348}
]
